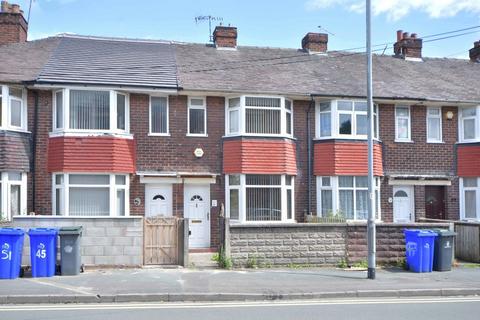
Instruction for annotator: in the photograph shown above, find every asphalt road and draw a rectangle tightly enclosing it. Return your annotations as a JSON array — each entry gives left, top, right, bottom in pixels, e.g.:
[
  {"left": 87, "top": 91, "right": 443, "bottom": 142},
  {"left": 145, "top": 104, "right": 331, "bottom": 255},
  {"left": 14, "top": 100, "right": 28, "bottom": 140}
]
[{"left": 1, "top": 297, "right": 479, "bottom": 320}]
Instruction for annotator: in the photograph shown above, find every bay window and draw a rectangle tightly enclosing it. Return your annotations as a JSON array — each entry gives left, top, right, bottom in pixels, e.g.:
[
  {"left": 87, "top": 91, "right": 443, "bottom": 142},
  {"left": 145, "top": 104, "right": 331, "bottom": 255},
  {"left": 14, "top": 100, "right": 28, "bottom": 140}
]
[
  {"left": 317, "top": 176, "right": 380, "bottom": 221},
  {"left": 316, "top": 100, "right": 378, "bottom": 139},
  {"left": 0, "top": 85, "right": 27, "bottom": 131},
  {"left": 459, "top": 106, "right": 480, "bottom": 142},
  {"left": 460, "top": 177, "right": 480, "bottom": 220},
  {"left": 0, "top": 172, "right": 27, "bottom": 221},
  {"left": 188, "top": 97, "right": 207, "bottom": 136},
  {"left": 426, "top": 107, "right": 442, "bottom": 143},
  {"left": 53, "top": 89, "right": 129, "bottom": 133},
  {"left": 53, "top": 173, "right": 129, "bottom": 217},
  {"left": 395, "top": 106, "right": 411, "bottom": 142},
  {"left": 226, "top": 174, "right": 295, "bottom": 222},
  {"left": 226, "top": 96, "right": 293, "bottom": 137}
]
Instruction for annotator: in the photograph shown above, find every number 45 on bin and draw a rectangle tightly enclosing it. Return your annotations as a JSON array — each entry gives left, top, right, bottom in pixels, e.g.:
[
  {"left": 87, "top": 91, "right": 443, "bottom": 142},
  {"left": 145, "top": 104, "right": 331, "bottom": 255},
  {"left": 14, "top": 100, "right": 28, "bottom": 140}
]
[
  {"left": 1, "top": 243, "right": 12, "bottom": 261},
  {"left": 36, "top": 243, "right": 46, "bottom": 259}
]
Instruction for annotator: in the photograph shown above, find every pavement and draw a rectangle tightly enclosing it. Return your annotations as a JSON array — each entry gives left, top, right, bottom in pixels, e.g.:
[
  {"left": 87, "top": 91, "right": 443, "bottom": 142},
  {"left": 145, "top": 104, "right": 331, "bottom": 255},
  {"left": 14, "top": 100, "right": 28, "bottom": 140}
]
[{"left": 0, "top": 266, "right": 479, "bottom": 304}]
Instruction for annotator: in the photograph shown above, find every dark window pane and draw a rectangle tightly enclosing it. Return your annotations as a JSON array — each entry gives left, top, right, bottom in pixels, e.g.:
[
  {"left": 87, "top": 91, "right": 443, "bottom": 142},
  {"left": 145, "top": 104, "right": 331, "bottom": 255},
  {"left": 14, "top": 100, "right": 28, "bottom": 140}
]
[
  {"left": 189, "top": 108, "right": 205, "bottom": 134},
  {"left": 70, "top": 90, "right": 110, "bottom": 130},
  {"left": 117, "top": 94, "right": 126, "bottom": 130},
  {"left": 151, "top": 97, "right": 168, "bottom": 133},
  {"left": 339, "top": 114, "right": 352, "bottom": 134}
]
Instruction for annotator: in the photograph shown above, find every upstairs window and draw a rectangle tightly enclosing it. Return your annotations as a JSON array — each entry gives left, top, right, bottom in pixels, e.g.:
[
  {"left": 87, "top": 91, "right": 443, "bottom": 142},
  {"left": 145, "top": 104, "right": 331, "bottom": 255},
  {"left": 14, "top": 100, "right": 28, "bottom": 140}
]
[
  {"left": 459, "top": 106, "right": 479, "bottom": 142},
  {"left": 53, "top": 89, "right": 129, "bottom": 133},
  {"left": 395, "top": 106, "right": 411, "bottom": 142},
  {"left": 226, "top": 96, "right": 293, "bottom": 137},
  {"left": 426, "top": 107, "right": 442, "bottom": 143},
  {"left": 316, "top": 100, "right": 378, "bottom": 139},
  {"left": 0, "top": 85, "right": 27, "bottom": 131},
  {"left": 188, "top": 97, "right": 207, "bottom": 136},
  {"left": 150, "top": 96, "right": 169, "bottom": 135}
]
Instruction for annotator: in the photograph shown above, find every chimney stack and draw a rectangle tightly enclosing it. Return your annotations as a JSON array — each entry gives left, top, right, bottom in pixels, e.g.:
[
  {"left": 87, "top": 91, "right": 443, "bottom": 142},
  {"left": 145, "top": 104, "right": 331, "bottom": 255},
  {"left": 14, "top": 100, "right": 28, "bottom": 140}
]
[
  {"left": 213, "top": 25, "right": 237, "bottom": 49},
  {"left": 469, "top": 40, "right": 480, "bottom": 62},
  {"left": 394, "top": 30, "right": 423, "bottom": 60},
  {"left": 0, "top": 1, "right": 28, "bottom": 45},
  {"left": 302, "top": 32, "right": 328, "bottom": 54}
]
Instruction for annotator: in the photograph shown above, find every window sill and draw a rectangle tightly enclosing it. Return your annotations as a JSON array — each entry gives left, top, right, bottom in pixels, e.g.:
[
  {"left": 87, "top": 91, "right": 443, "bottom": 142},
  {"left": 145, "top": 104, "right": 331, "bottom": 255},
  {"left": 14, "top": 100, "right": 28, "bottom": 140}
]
[
  {"left": 0, "top": 127, "right": 31, "bottom": 134},
  {"left": 394, "top": 139, "right": 414, "bottom": 143},
  {"left": 49, "top": 131, "right": 134, "bottom": 139},
  {"left": 148, "top": 133, "right": 171, "bottom": 137},
  {"left": 186, "top": 134, "right": 208, "bottom": 138},
  {"left": 223, "top": 134, "right": 296, "bottom": 140},
  {"left": 314, "top": 136, "right": 381, "bottom": 142},
  {"left": 457, "top": 140, "right": 480, "bottom": 144},
  {"left": 426, "top": 140, "right": 445, "bottom": 144}
]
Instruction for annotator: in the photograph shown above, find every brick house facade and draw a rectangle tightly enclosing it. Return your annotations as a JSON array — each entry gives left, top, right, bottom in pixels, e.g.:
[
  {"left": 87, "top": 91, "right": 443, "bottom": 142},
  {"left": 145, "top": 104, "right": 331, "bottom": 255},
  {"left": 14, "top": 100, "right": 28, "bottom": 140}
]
[{"left": 2, "top": 3, "right": 480, "bottom": 250}]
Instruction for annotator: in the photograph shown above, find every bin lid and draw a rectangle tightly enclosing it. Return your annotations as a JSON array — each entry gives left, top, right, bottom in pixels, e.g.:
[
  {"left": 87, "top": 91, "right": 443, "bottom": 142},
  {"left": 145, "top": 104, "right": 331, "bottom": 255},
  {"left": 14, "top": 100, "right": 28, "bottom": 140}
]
[
  {"left": 0, "top": 227, "right": 24, "bottom": 236},
  {"left": 417, "top": 230, "right": 438, "bottom": 237},
  {"left": 28, "top": 228, "right": 58, "bottom": 236},
  {"left": 433, "top": 229, "right": 457, "bottom": 237},
  {"left": 59, "top": 226, "right": 83, "bottom": 235}
]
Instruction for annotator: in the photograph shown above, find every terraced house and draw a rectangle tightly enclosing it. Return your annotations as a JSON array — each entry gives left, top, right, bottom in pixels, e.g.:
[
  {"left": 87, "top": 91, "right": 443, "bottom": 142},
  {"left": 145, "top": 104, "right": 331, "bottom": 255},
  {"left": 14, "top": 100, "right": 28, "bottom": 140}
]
[{"left": 1, "top": 2, "right": 480, "bottom": 254}]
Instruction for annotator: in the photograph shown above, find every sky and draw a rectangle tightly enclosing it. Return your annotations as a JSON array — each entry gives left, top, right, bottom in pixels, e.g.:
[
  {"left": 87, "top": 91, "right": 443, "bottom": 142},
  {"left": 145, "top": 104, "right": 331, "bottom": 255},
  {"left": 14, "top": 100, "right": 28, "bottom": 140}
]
[{"left": 13, "top": 0, "right": 480, "bottom": 59}]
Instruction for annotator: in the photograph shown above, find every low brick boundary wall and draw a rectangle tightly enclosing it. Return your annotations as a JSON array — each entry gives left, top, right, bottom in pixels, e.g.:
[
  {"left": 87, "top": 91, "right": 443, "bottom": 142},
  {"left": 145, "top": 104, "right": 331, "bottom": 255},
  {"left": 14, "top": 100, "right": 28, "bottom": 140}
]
[
  {"left": 228, "top": 222, "right": 451, "bottom": 267},
  {"left": 12, "top": 216, "right": 143, "bottom": 267}
]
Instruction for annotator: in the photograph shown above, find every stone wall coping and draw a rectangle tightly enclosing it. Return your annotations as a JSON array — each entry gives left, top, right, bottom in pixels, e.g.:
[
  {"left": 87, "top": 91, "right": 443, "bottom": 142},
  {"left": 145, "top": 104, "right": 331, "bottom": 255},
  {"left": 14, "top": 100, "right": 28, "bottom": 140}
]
[
  {"left": 13, "top": 216, "right": 143, "bottom": 220},
  {"left": 229, "top": 222, "right": 451, "bottom": 229}
]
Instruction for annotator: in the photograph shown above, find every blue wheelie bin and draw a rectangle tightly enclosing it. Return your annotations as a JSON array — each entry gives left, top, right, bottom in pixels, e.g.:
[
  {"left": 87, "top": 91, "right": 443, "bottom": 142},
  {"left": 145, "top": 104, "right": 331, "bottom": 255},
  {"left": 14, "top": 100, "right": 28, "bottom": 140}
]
[
  {"left": 0, "top": 228, "right": 25, "bottom": 279},
  {"left": 28, "top": 228, "right": 58, "bottom": 277},
  {"left": 404, "top": 229, "right": 437, "bottom": 273}
]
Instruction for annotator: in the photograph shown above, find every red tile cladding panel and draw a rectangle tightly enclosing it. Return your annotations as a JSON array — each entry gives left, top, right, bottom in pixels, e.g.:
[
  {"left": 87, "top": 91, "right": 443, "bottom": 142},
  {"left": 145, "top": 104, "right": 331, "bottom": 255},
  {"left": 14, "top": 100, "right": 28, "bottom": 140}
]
[
  {"left": 457, "top": 145, "right": 480, "bottom": 177},
  {"left": 48, "top": 136, "right": 136, "bottom": 173},
  {"left": 314, "top": 141, "right": 383, "bottom": 176},
  {"left": 223, "top": 139, "right": 297, "bottom": 175}
]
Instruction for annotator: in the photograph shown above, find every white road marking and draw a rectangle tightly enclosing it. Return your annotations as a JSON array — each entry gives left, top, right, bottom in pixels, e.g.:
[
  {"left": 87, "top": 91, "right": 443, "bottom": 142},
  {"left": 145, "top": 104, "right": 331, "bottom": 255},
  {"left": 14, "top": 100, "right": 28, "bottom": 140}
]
[
  {"left": 1, "top": 297, "right": 480, "bottom": 312},
  {"left": 25, "top": 278, "right": 93, "bottom": 296}
]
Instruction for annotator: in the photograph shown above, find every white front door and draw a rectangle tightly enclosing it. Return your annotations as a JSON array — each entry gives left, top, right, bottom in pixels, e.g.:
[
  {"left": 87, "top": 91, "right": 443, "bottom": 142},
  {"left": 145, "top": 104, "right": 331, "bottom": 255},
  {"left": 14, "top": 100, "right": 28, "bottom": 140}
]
[
  {"left": 184, "top": 184, "right": 210, "bottom": 248},
  {"left": 393, "top": 186, "right": 414, "bottom": 223},
  {"left": 145, "top": 184, "right": 172, "bottom": 217}
]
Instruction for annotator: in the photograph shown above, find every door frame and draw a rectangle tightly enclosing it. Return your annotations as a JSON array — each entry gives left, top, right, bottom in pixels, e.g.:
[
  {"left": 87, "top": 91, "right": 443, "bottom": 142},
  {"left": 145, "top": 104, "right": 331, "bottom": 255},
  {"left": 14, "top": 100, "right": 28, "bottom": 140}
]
[
  {"left": 393, "top": 185, "right": 415, "bottom": 223},
  {"left": 184, "top": 183, "right": 211, "bottom": 248},
  {"left": 145, "top": 184, "right": 173, "bottom": 217}
]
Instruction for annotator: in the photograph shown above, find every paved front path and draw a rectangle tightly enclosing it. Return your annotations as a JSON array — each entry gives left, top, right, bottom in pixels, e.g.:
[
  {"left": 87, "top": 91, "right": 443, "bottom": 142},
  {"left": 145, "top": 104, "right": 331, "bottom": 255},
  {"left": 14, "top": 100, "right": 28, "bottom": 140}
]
[{"left": 0, "top": 266, "right": 479, "bottom": 303}]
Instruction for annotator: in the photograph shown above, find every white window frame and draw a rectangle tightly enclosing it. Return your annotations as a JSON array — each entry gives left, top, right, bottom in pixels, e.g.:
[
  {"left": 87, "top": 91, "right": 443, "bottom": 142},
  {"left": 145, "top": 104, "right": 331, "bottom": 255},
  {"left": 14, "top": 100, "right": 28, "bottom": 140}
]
[
  {"left": 51, "top": 88, "right": 130, "bottom": 135},
  {"left": 316, "top": 176, "right": 381, "bottom": 221},
  {"left": 52, "top": 173, "right": 130, "bottom": 217},
  {"left": 224, "top": 95, "right": 294, "bottom": 138},
  {"left": 460, "top": 177, "right": 480, "bottom": 221},
  {"left": 149, "top": 95, "right": 170, "bottom": 136},
  {"left": 426, "top": 107, "right": 443, "bottom": 143},
  {"left": 0, "top": 172, "right": 27, "bottom": 221},
  {"left": 187, "top": 97, "right": 207, "bottom": 137},
  {"left": 0, "top": 85, "right": 28, "bottom": 132},
  {"left": 395, "top": 105, "right": 412, "bottom": 142},
  {"left": 315, "top": 100, "right": 379, "bottom": 140},
  {"left": 459, "top": 106, "right": 480, "bottom": 143},
  {"left": 225, "top": 174, "right": 295, "bottom": 223}
]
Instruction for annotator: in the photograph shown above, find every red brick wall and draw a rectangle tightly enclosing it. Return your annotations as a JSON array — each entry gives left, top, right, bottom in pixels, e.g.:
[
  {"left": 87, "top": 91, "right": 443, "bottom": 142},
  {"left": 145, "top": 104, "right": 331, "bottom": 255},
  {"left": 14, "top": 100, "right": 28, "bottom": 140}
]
[
  {"left": 130, "top": 94, "right": 225, "bottom": 247},
  {"left": 313, "top": 140, "right": 383, "bottom": 176},
  {"left": 0, "top": 13, "right": 28, "bottom": 45},
  {"left": 379, "top": 104, "right": 459, "bottom": 221},
  {"left": 47, "top": 136, "right": 135, "bottom": 173},
  {"left": 223, "top": 138, "right": 297, "bottom": 175},
  {"left": 457, "top": 144, "right": 480, "bottom": 177}
]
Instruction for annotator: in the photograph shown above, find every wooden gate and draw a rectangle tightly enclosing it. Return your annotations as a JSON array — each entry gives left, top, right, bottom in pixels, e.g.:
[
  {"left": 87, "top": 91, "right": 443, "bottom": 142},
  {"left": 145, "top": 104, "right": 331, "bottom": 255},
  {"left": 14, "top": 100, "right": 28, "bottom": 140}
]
[{"left": 144, "top": 217, "right": 179, "bottom": 265}]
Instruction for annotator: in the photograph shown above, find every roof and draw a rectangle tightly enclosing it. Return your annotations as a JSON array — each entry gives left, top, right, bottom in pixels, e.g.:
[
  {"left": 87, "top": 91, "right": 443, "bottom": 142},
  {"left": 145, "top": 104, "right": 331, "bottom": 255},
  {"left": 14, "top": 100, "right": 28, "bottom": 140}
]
[
  {"left": 37, "top": 35, "right": 178, "bottom": 89},
  {"left": 1, "top": 34, "right": 479, "bottom": 103},
  {"left": 175, "top": 43, "right": 480, "bottom": 103},
  {"left": 0, "top": 37, "right": 60, "bottom": 83}
]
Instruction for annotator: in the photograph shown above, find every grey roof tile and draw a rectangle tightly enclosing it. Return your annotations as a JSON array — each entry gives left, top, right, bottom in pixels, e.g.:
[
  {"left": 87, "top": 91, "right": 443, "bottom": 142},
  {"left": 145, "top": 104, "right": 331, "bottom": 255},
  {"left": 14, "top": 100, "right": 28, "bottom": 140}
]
[
  {"left": 0, "top": 37, "right": 60, "bottom": 83},
  {"left": 175, "top": 43, "right": 480, "bottom": 103},
  {"left": 37, "top": 35, "right": 178, "bottom": 89}
]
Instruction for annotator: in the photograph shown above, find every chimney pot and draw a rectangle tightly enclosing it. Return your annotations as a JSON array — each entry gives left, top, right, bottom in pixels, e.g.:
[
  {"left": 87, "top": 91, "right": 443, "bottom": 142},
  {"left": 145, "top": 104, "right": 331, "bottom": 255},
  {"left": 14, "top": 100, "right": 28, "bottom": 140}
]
[
  {"left": 213, "top": 25, "right": 237, "bottom": 48},
  {"left": 0, "top": 1, "right": 28, "bottom": 45},
  {"left": 394, "top": 30, "right": 422, "bottom": 60},
  {"left": 302, "top": 32, "right": 328, "bottom": 53},
  {"left": 470, "top": 40, "right": 480, "bottom": 62},
  {"left": 396, "top": 30, "right": 403, "bottom": 42}
]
